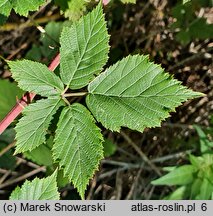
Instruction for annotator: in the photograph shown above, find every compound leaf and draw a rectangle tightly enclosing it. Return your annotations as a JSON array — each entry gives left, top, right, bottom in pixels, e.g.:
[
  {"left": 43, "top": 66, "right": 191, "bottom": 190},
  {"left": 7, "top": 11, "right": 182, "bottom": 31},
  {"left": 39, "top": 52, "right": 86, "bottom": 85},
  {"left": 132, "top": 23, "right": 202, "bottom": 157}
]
[
  {"left": 86, "top": 55, "right": 203, "bottom": 132},
  {"left": 10, "top": 170, "right": 59, "bottom": 200},
  {"left": 53, "top": 103, "right": 103, "bottom": 199},
  {"left": 9, "top": 60, "right": 64, "bottom": 97},
  {"left": 15, "top": 98, "right": 64, "bottom": 153},
  {"left": 60, "top": 2, "right": 109, "bottom": 89}
]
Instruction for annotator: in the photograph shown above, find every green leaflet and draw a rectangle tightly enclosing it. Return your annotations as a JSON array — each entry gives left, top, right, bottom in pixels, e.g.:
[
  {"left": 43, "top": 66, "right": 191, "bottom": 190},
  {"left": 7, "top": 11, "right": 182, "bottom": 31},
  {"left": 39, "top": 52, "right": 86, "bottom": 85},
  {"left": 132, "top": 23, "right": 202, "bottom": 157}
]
[
  {"left": 9, "top": 60, "right": 64, "bottom": 97},
  {"left": 10, "top": 170, "right": 59, "bottom": 200},
  {"left": 60, "top": 2, "right": 109, "bottom": 89},
  {"left": 152, "top": 165, "right": 196, "bottom": 186},
  {"left": 26, "top": 21, "right": 69, "bottom": 62},
  {"left": 0, "top": 0, "right": 11, "bottom": 17},
  {"left": 15, "top": 98, "right": 64, "bottom": 153},
  {"left": 0, "top": 0, "right": 45, "bottom": 17},
  {"left": 53, "top": 103, "right": 104, "bottom": 199},
  {"left": 86, "top": 55, "right": 203, "bottom": 132}
]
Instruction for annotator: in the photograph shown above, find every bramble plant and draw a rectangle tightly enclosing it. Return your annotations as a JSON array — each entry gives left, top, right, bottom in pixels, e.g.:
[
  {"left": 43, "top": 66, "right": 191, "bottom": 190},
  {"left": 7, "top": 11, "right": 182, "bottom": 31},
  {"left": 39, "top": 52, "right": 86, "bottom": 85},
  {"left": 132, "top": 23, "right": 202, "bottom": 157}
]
[{"left": 5, "top": 2, "right": 203, "bottom": 199}]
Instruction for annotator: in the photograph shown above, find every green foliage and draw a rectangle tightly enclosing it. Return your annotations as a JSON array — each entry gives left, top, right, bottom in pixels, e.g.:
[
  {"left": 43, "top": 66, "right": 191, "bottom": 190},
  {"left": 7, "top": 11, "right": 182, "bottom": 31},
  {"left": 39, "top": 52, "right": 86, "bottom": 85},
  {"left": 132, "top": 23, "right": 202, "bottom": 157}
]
[
  {"left": 0, "top": 129, "right": 16, "bottom": 170},
  {"left": 172, "top": 1, "right": 213, "bottom": 45},
  {"left": 194, "top": 125, "right": 213, "bottom": 154},
  {"left": 0, "top": 0, "right": 11, "bottom": 17},
  {"left": 65, "top": 0, "right": 88, "bottom": 21},
  {"left": 10, "top": 171, "right": 59, "bottom": 200},
  {"left": 86, "top": 55, "right": 202, "bottom": 132},
  {"left": 8, "top": 60, "right": 64, "bottom": 97},
  {"left": 152, "top": 165, "right": 196, "bottom": 185},
  {"left": 0, "top": 0, "right": 45, "bottom": 17},
  {"left": 53, "top": 103, "right": 103, "bottom": 199},
  {"left": 54, "top": 0, "right": 69, "bottom": 11},
  {"left": 26, "top": 22, "right": 61, "bottom": 62},
  {"left": 103, "top": 139, "right": 117, "bottom": 157},
  {"left": 152, "top": 124, "right": 213, "bottom": 200},
  {"left": 8, "top": 3, "right": 202, "bottom": 199},
  {"left": 120, "top": 0, "right": 136, "bottom": 3},
  {"left": 183, "top": 0, "right": 191, "bottom": 4},
  {"left": 0, "top": 128, "right": 15, "bottom": 144},
  {"left": 26, "top": 21, "right": 72, "bottom": 63},
  {"left": 153, "top": 155, "right": 213, "bottom": 199},
  {"left": 60, "top": 3, "right": 109, "bottom": 89},
  {"left": 55, "top": 0, "right": 89, "bottom": 21},
  {"left": 14, "top": 98, "right": 64, "bottom": 153},
  {"left": 55, "top": 0, "right": 136, "bottom": 21},
  {"left": 24, "top": 136, "right": 54, "bottom": 166},
  {"left": 164, "top": 186, "right": 187, "bottom": 200},
  {"left": 0, "top": 142, "right": 16, "bottom": 169},
  {"left": 0, "top": 79, "right": 24, "bottom": 121},
  {"left": 104, "top": 0, "right": 136, "bottom": 4}
]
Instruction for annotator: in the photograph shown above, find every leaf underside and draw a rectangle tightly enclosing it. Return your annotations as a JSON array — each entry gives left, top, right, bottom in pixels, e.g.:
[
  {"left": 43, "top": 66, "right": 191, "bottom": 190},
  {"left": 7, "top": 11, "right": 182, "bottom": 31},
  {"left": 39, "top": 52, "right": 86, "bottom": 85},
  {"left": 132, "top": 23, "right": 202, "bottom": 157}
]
[
  {"left": 10, "top": 171, "right": 59, "bottom": 200},
  {"left": 53, "top": 103, "right": 104, "bottom": 199},
  {"left": 15, "top": 98, "right": 64, "bottom": 153},
  {"left": 9, "top": 60, "right": 64, "bottom": 97},
  {"left": 60, "top": 2, "right": 109, "bottom": 89},
  {"left": 86, "top": 55, "right": 202, "bottom": 132}
]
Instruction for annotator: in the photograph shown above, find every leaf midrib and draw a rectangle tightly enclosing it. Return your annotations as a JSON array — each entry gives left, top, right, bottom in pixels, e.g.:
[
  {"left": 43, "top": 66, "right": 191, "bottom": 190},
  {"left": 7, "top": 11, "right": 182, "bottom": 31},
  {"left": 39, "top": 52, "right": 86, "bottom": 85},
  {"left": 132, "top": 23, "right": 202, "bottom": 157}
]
[{"left": 67, "top": 7, "right": 102, "bottom": 87}]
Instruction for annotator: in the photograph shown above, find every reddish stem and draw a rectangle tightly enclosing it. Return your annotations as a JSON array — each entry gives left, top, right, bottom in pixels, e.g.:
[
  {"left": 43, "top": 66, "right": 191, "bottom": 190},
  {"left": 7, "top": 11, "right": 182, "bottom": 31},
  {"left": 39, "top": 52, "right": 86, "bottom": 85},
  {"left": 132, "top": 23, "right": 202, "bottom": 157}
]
[{"left": 0, "top": 54, "right": 60, "bottom": 135}]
